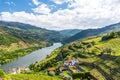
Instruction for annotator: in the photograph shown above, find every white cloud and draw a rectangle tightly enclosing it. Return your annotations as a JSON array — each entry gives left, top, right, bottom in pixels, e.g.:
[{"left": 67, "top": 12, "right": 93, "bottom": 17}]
[
  {"left": 32, "top": 4, "right": 51, "bottom": 14},
  {"left": 32, "top": 0, "right": 40, "bottom": 5},
  {"left": 1, "top": 0, "right": 120, "bottom": 30},
  {"left": 5, "top": 1, "right": 15, "bottom": 6},
  {"left": 51, "top": 0, "right": 73, "bottom": 4}
]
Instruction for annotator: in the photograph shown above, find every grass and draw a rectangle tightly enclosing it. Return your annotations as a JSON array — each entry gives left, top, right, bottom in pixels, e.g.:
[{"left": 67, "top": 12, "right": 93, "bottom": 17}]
[
  {"left": 90, "top": 69, "right": 106, "bottom": 80},
  {"left": 87, "top": 38, "right": 120, "bottom": 56},
  {"left": 9, "top": 74, "right": 62, "bottom": 80}
]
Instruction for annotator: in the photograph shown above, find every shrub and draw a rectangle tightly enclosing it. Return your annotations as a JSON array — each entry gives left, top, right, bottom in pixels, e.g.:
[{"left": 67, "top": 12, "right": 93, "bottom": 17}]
[
  {"left": 48, "top": 71, "right": 55, "bottom": 76},
  {"left": 0, "top": 69, "right": 5, "bottom": 78},
  {"left": 101, "top": 32, "right": 119, "bottom": 41},
  {"left": 72, "top": 72, "right": 91, "bottom": 79},
  {"left": 115, "top": 57, "right": 120, "bottom": 64},
  {"left": 86, "top": 43, "right": 93, "bottom": 48}
]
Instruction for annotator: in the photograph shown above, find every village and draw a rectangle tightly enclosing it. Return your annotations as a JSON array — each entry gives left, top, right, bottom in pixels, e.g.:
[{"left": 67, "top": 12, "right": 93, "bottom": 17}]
[
  {"left": 6, "top": 67, "right": 29, "bottom": 74},
  {"left": 7, "top": 57, "right": 81, "bottom": 74}
]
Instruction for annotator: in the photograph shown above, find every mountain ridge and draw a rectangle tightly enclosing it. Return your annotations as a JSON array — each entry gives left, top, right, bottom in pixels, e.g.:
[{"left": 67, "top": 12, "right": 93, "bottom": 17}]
[{"left": 63, "top": 22, "right": 120, "bottom": 43}]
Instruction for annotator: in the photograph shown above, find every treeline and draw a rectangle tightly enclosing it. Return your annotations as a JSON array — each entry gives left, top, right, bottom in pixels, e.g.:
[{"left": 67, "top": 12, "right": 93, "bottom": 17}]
[
  {"left": 0, "top": 46, "right": 42, "bottom": 65},
  {"left": 102, "top": 31, "right": 120, "bottom": 41}
]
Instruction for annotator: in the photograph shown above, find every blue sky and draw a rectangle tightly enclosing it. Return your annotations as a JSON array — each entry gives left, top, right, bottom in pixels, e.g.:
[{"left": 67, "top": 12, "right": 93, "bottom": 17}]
[
  {"left": 0, "top": 0, "right": 68, "bottom": 13},
  {"left": 0, "top": 0, "right": 120, "bottom": 30}
]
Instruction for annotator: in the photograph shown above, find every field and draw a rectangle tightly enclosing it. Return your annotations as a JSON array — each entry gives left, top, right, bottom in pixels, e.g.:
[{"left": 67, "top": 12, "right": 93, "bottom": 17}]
[{"left": 9, "top": 74, "right": 62, "bottom": 80}]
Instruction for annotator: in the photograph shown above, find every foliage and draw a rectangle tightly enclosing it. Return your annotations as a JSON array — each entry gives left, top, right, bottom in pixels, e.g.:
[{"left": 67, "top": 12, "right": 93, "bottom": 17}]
[
  {"left": 101, "top": 32, "right": 119, "bottom": 41},
  {"left": 115, "top": 57, "right": 120, "bottom": 64},
  {"left": 100, "top": 47, "right": 115, "bottom": 55},
  {"left": 0, "top": 32, "right": 19, "bottom": 46},
  {"left": 72, "top": 72, "right": 93, "bottom": 79},
  {"left": 0, "top": 46, "right": 42, "bottom": 65},
  {"left": 29, "top": 49, "right": 61, "bottom": 71},
  {"left": 9, "top": 74, "right": 62, "bottom": 80},
  {"left": 0, "top": 69, "right": 5, "bottom": 78},
  {"left": 48, "top": 71, "right": 55, "bottom": 76}
]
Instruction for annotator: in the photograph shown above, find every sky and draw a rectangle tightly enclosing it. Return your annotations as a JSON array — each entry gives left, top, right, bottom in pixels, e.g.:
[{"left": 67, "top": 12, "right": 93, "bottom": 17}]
[{"left": 0, "top": 0, "right": 120, "bottom": 30}]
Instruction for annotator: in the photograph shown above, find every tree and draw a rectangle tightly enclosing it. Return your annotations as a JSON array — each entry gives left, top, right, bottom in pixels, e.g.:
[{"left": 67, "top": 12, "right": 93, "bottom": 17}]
[{"left": 101, "top": 47, "right": 115, "bottom": 55}]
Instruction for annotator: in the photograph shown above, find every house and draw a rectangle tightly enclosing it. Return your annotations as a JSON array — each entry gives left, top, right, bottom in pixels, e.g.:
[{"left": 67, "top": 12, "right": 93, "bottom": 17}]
[
  {"left": 6, "top": 67, "right": 29, "bottom": 74},
  {"left": 0, "top": 78, "right": 4, "bottom": 80},
  {"left": 58, "top": 66, "right": 64, "bottom": 72},
  {"left": 48, "top": 67, "right": 56, "bottom": 71},
  {"left": 64, "top": 58, "right": 79, "bottom": 67},
  {"left": 64, "top": 60, "right": 72, "bottom": 67},
  {"left": 7, "top": 68, "right": 17, "bottom": 74},
  {"left": 20, "top": 67, "right": 29, "bottom": 71}
]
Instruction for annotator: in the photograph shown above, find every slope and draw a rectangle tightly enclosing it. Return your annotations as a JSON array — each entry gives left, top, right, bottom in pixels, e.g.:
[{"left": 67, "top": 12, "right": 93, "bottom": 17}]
[
  {"left": 59, "top": 29, "right": 81, "bottom": 37},
  {"left": 30, "top": 31, "right": 120, "bottom": 80},
  {"left": 63, "top": 22, "right": 120, "bottom": 43},
  {"left": 0, "top": 21, "right": 64, "bottom": 42}
]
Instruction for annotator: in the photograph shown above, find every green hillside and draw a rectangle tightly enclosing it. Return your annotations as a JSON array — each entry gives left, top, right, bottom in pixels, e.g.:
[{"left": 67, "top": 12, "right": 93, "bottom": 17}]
[
  {"left": 0, "top": 24, "right": 52, "bottom": 65},
  {"left": 29, "top": 31, "right": 120, "bottom": 80},
  {"left": 0, "top": 21, "right": 64, "bottom": 43},
  {"left": 0, "top": 69, "right": 62, "bottom": 80},
  {"left": 9, "top": 74, "right": 62, "bottom": 80}
]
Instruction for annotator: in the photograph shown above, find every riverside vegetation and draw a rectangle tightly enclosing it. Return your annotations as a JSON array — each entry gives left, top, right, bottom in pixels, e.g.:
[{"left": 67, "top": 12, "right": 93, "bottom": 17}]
[{"left": 29, "top": 31, "right": 120, "bottom": 80}]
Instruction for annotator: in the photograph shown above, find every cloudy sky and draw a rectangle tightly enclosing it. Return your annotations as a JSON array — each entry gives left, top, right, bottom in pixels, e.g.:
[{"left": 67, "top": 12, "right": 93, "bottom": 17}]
[{"left": 0, "top": 0, "right": 120, "bottom": 30}]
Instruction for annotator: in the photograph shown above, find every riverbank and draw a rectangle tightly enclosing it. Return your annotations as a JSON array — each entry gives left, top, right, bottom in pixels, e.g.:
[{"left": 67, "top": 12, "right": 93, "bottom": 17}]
[
  {"left": 0, "top": 43, "right": 62, "bottom": 71},
  {"left": 0, "top": 41, "right": 52, "bottom": 65}
]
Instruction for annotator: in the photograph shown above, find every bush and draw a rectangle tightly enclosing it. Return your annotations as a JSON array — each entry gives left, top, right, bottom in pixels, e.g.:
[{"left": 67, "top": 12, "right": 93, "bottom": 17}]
[
  {"left": 86, "top": 43, "right": 93, "bottom": 48},
  {"left": 115, "top": 57, "right": 120, "bottom": 64},
  {"left": 101, "top": 32, "right": 119, "bottom": 41},
  {"left": 0, "top": 69, "right": 5, "bottom": 78},
  {"left": 48, "top": 71, "right": 55, "bottom": 76},
  {"left": 72, "top": 72, "right": 91, "bottom": 79}
]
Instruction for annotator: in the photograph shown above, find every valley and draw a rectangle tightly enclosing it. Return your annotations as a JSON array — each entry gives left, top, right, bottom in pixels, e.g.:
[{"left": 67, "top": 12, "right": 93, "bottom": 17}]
[
  {"left": 1, "top": 0, "right": 120, "bottom": 80},
  {"left": 0, "top": 21, "right": 120, "bottom": 80}
]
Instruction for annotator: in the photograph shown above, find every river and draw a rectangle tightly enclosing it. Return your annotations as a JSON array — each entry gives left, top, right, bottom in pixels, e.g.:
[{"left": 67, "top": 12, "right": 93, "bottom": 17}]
[{"left": 0, "top": 43, "right": 62, "bottom": 71}]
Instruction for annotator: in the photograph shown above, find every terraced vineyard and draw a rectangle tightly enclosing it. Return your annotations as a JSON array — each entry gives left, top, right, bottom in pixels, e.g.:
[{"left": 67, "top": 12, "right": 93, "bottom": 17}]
[{"left": 29, "top": 31, "right": 120, "bottom": 80}]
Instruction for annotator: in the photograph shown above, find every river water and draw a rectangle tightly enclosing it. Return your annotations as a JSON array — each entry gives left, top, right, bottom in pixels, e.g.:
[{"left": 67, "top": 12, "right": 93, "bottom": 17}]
[{"left": 0, "top": 43, "right": 62, "bottom": 71}]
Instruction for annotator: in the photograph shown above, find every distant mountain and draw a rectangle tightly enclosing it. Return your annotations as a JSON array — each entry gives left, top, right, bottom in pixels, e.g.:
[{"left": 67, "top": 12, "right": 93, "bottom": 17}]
[
  {"left": 63, "top": 22, "right": 120, "bottom": 43},
  {"left": 0, "top": 21, "right": 40, "bottom": 29},
  {"left": 59, "top": 29, "right": 82, "bottom": 37},
  {"left": 0, "top": 21, "right": 64, "bottom": 43}
]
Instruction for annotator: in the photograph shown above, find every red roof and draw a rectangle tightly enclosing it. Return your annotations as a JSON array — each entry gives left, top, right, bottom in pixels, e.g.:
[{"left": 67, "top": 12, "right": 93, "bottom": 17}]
[
  {"left": 0, "top": 78, "right": 4, "bottom": 80},
  {"left": 65, "top": 60, "right": 71, "bottom": 63},
  {"left": 48, "top": 67, "right": 56, "bottom": 71}
]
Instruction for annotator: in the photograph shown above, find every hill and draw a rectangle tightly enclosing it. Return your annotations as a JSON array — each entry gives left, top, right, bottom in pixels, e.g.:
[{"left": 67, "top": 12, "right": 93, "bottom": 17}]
[
  {"left": 29, "top": 31, "right": 120, "bottom": 80},
  {"left": 0, "top": 21, "right": 64, "bottom": 42},
  {"left": 0, "top": 21, "right": 65, "bottom": 65},
  {"left": 59, "top": 29, "right": 81, "bottom": 37},
  {"left": 63, "top": 22, "right": 120, "bottom": 43}
]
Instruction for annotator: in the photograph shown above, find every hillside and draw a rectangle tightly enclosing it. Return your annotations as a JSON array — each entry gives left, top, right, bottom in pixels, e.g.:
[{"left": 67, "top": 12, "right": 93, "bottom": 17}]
[
  {"left": 0, "top": 20, "right": 65, "bottom": 65},
  {"left": 0, "top": 21, "right": 64, "bottom": 42},
  {"left": 0, "top": 69, "right": 62, "bottom": 80},
  {"left": 63, "top": 22, "right": 120, "bottom": 43},
  {"left": 29, "top": 31, "right": 120, "bottom": 80},
  {"left": 59, "top": 29, "right": 81, "bottom": 37},
  {"left": 0, "top": 25, "right": 53, "bottom": 65}
]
